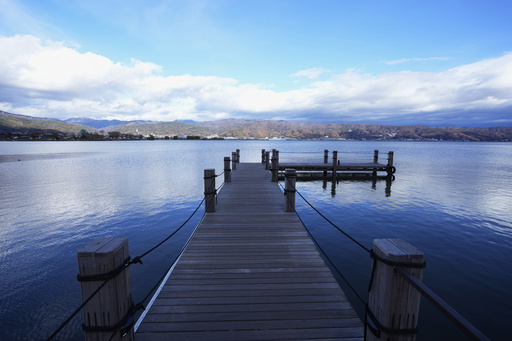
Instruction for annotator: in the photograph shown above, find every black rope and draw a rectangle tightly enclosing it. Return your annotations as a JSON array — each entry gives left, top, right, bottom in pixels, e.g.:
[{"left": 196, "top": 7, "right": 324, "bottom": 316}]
[
  {"left": 45, "top": 277, "right": 112, "bottom": 341},
  {"left": 77, "top": 257, "right": 131, "bottom": 282},
  {"left": 277, "top": 175, "right": 427, "bottom": 340},
  {"left": 277, "top": 181, "right": 367, "bottom": 306},
  {"left": 134, "top": 197, "right": 205, "bottom": 261},
  {"left": 131, "top": 210, "right": 207, "bottom": 327},
  {"left": 45, "top": 196, "right": 206, "bottom": 341},
  {"left": 294, "top": 188, "right": 371, "bottom": 254},
  {"left": 368, "top": 249, "right": 427, "bottom": 292},
  {"left": 370, "top": 249, "right": 426, "bottom": 269},
  {"left": 279, "top": 151, "right": 323, "bottom": 154},
  {"left": 365, "top": 304, "right": 419, "bottom": 338}
]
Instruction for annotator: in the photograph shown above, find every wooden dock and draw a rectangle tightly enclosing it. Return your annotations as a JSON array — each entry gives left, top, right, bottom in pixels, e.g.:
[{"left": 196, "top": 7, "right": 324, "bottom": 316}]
[
  {"left": 264, "top": 149, "right": 396, "bottom": 180},
  {"left": 135, "top": 162, "right": 364, "bottom": 340}
]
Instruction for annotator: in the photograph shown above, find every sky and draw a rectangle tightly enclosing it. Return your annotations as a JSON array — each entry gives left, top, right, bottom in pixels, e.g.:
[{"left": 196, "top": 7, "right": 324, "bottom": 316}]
[{"left": 1, "top": 0, "right": 512, "bottom": 126}]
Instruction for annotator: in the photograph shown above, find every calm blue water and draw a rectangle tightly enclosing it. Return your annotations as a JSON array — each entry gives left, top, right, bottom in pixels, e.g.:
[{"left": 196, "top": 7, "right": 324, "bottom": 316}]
[{"left": 0, "top": 141, "right": 510, "bottom": 340}]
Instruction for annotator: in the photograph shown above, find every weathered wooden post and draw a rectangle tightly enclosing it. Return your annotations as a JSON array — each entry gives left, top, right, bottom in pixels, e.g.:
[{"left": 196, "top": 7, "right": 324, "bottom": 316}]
[
  {"left": 332, "top": 151, "right": 338, "bottom": 178},
  {"left": 77, "top": 237, "right": 133, "bottom": 341},
  {"left": 387, "top": 151, "right": 395, "bottom": 176},
  {"left": 224, "top": 157, "right": 231, "bottom": 183},
  {"left": 204, "top": 169, "right": 216, "bottom": 213},
  {"left": 261, "top": 149, "right": 266, "bottom": 163},
  {"left": 284, "top": 169, "right": 296, "bottom": 212},
  {"left": 236, "top": 149, "right": 240, "bottom": 163},
  {"left": 323, "top": 149, "right": 329, "bottom": 177},
  {"left": 387, "top": 151, "right": 394, "bottom": 167},
  {"left": 367, "top": 238, "right": 425, "bottom": 341},
  {"left": 373, "top": 150, "right": 379, "bottom": 177},
  {"left": 271, "top": 150, "right": 279, "bottom": 182},
  {"left": 231, "top": 152, "right": 237, "bottom": 170},
  {"left": 265, "top": 151, "right": 270, "bottom": 170}
]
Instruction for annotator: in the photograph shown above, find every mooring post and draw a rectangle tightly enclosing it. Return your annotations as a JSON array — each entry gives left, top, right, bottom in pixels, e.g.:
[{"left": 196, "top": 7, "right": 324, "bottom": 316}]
[
  {"left": 367, "top": 238, "right": 425, "bottom": 341},
  {"left": 231, "top": 152, "right": 237, "bottom": 171},
  {"left": 387, "top": 151, "right": 394, "bottom": 167},
  {"left": 324, "top": 149, "right": 329, "bottom": 163},
  {"left": 261, "top": 149, "right": 266, "bottom": 163},
  {"left": 373, "top": 150, "right": 379, "bottom": 177},
  {"left": 284, "top": 169, "right": 297, "bottom": 212},
  {"left": 332, "top": 150, "right": 338, "bottom": 178},
  {"left": 204, "top": 169, "right": 216, "bottom": 213},
  {"left": 224, "top": 157, "right": 231, "bottom": 183},
  {"left": 271, "top": 150, "right": 279, "bottom": 182},
  {"left": 77, "top": 237, "right": 133, "bottom": 341},
  {"left": 265, "top": 151, "right": 270, "bottom": 170},
  {"left": 386, "top": 151, "right": 395, "bottom": 177},
  {"left": 236, "top": 149, "right": 240, "bottom": 163}
]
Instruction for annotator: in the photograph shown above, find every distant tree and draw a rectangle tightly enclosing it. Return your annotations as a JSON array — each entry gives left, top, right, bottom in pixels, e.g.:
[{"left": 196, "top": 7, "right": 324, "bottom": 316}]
[
  {"left": 30, "top": 131, "right": 42, "bottom": 139},
  {"left": 147, "top": 134, "right": 155, "bottom": 140},
  {"left": 108, "top": 131, "right": 121, "bottom": 139},
  {"left": 77, "top": 129, "right": 90, "bottom": 139},
  {"left": 164, "top": 136, "right": 170, "bottom": 140}
]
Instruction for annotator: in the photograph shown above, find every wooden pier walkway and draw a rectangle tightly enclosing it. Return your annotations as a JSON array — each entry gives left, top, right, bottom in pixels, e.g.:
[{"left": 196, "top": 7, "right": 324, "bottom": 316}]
[{"left": 135, "top": 163, "right": 364, "bottom": 340}]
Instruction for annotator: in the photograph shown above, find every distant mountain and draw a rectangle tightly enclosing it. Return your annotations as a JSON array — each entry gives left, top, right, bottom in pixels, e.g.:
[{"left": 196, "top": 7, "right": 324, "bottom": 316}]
[
  {"left": 193, "top": 119, "right": 512, "bottom": 141},
  {"left": 114, "top": 121, "right": 212, "bottom": 137},
  {"left": 1, "top": 111, "right": 511, "bottom": 141},
  {"left": 174, "top": 119, "right": 197, "bottom": 124},
  {"left": 0, "top": 111, "right": 92, "bottom": 134},
  {"left": 63, "top": 117, "right": 154, "bottom": 130}
]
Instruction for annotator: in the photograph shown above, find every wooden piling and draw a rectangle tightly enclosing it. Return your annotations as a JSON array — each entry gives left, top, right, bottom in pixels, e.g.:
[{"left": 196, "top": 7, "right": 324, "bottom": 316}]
[
  {"left": 265, "top": 151, "right": 270, "bottom": 170},
  {"left": 284, "top": 169, "right": 296, "bottom": 212},
  {"left": 332, "top": 151, "right": 338, "bottom": 178},
  {"left": 236, "top": 149, "right": 240, "bottom": 163},
  {"left": 323, "top": 149, "right": 329, "bottom": 177},
  {"left": 367, "top": 238, "right": 424, "bottom": 341},
  {"left": 386, "top": 151, "right": 396, "bottom": 177},
  {"left": 387, "top": 151, "right": 394, "bottom": 167},
  {"left": 77, "top": 237, "right": 133, "bottom": 341},
  {"left": 261, "top": 149, "right": 266, "bottom": 163},
  {"left": 204, "top": 169, "right": 216, "bottom": 213},
  {"left": 374, "top": 150, "right": 379, "bottom": 164},
  {"left": 271, "top": 151, "right": 279, "bottom": 182},
  {"left": 224, "top": 157, "right": 231, "bottom": 183},
  {"left": 232, "top": 152, "right": 237, "bottom": 170}
]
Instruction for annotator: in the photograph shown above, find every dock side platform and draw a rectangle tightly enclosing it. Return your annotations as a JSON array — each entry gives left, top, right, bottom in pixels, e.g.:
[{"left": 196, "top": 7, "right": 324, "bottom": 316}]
[{"left": 135, "top": 163, "right": 364, "bottom": 340}]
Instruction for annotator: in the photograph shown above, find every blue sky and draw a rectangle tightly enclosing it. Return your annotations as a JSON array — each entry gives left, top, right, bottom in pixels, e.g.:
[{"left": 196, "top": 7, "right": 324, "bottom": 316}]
[{"left": 1, "top": 0, "right": 511, "bottom": 126}]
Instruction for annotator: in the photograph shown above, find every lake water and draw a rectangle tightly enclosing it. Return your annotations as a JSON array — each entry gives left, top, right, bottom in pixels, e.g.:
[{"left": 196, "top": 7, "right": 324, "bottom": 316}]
[{"left": 0, "top": 140, "right": 510, "bottom": 340}]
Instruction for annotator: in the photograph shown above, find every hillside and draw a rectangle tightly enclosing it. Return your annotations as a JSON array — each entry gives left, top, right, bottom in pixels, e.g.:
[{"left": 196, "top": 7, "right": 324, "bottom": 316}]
[
  {"left": 194, "top": 119, "right": 512, "bottom": 141},
  {"left": 114, "top": 121, "right": 213, "bottom": 137},
  {"left": 1, "top": 111, "right": 511, "bottom": 141},
  {"left": 0, "top": 111, "right": 92, "bottom": 137}
]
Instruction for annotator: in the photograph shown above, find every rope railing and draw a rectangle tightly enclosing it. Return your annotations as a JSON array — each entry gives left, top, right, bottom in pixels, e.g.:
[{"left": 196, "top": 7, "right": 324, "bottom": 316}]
[
  {"left": 45, "top": 194, "right": 209, "bottom": 341},
  {"left": 277, "top": 173, "right": 490, "bottom": 341},
  {"left": 279, "top": 150, "right": 324, "bottom": 155},
  {"left": 46, "top": 155, "right": 234, "bottom": 340},
  {"left": 277, "top": 181, "right": 368, "bottom": 307}
]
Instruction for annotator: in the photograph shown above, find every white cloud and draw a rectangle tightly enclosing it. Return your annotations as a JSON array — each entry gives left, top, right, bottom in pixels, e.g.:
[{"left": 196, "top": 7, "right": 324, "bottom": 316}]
[
  {"left": 1, "top": 34, "right": 512, "bottom": 126},
  {"left": 290, "top": 67, "right": 330, "bottom": 79},
  {"left": 384, "top": 57, "right": 454, "bottom": 65}
]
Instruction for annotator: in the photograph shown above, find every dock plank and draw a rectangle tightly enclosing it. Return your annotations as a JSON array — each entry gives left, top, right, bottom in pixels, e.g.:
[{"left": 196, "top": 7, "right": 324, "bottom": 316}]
[{"left": 135, "top": 163, "right": 364, "bottom": 340}]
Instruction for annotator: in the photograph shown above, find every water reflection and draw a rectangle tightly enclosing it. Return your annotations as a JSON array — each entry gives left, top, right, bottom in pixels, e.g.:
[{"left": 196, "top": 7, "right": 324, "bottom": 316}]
[
  {"left": 1, "top": 140, "right": 511, "bottom": 341},
  {"left": 309, "top": 176, "right": 394, "bottom": 197}
]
